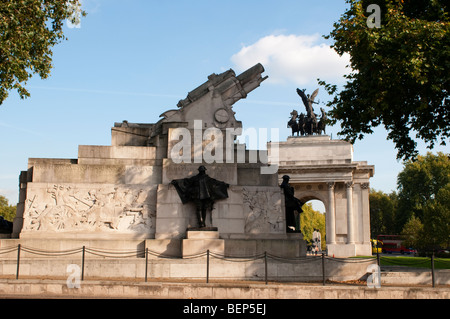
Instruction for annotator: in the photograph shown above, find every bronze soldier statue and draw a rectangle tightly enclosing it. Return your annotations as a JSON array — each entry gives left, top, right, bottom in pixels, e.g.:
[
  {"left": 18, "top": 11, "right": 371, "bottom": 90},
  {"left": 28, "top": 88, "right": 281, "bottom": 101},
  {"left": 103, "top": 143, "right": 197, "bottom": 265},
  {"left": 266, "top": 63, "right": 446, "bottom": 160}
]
[
  {"left": 280, "top": 175, "right": 304, "bottom": 233},
  {"left": 171, "top": 166, "right": 229, "bottom": 228}
]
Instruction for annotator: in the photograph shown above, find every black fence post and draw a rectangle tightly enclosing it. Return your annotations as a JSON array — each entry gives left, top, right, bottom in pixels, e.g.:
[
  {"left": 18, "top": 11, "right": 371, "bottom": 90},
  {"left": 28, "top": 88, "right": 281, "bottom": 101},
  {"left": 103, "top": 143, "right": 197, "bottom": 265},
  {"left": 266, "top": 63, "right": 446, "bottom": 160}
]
[
  {"left": 376, "top": 246, "right": 380, "bottom": 266},
  {"left": 264, "top": 251, "right": 268, "bottom": 285},
  {"left": 145, "top": 248, "right": 149, "bottom": 283},
  {"left": 16, "top": 244, "right": 21, "bottom": 280},
  {"left": 431, "top": 251, "right": 435, "bottom": 288},
  {"left": 322, "top": 253, "right": 326, "bottom": 286},
  {"left": 206, "top": 250, "right": 210, "bottom": 283},
  {"left": 81, "top": 246, "right": 85, "bottom": 281}
]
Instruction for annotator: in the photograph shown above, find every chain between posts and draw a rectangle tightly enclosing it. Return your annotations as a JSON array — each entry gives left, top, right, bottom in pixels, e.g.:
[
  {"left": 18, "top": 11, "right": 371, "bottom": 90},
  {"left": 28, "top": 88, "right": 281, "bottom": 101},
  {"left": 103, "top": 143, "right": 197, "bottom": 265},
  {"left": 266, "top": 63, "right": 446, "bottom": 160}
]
[{"left": 0, "top": 244, "right": 445, "bottom": 287}]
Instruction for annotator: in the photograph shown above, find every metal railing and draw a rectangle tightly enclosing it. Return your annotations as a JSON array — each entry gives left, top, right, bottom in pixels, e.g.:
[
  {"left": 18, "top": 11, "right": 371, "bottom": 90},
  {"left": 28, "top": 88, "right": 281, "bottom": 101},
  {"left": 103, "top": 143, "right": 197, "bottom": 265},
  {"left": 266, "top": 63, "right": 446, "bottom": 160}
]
[
  {"left": 375, "top": 252, "right": 450, "bottom": 288},
  {"left": 1, "top": 244, "right": 447, "bottom": 287}
]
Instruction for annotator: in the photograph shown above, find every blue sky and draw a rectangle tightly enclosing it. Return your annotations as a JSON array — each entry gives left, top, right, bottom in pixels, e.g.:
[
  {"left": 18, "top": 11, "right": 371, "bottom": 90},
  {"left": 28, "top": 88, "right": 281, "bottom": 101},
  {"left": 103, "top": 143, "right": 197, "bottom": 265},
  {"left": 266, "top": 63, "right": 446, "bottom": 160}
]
[{"left": 0, "top": 0, "right": 447, "bottom": 205}]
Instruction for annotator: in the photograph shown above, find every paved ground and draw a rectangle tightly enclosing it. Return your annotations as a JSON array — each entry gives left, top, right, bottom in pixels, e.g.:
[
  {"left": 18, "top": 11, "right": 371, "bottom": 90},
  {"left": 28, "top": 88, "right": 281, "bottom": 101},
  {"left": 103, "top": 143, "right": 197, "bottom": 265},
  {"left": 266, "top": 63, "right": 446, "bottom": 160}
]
[
  {"left": 0, "top": 275, "right": 449, "bottom": 300},
  {"left": 1, "top": 264, "right": 448, "bottom": 300}
]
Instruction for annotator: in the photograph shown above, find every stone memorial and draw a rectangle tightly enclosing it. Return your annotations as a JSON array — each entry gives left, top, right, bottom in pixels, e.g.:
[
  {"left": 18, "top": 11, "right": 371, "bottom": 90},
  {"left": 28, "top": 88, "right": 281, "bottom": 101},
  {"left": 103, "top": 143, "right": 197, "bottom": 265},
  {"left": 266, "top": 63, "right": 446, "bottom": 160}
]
[
  {"left": 11, "top": 63, "right": 307, "bottom": 259},
  {"left": 6, "top": 64, "right": 374, "bottom": 261}
]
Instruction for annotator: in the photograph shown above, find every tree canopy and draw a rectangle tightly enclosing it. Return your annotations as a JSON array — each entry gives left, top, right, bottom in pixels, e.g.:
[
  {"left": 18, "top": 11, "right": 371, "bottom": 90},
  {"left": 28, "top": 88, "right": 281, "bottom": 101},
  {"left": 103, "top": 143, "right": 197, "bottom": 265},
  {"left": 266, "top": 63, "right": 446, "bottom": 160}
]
[
  {"left": 369, "top": 189, "right": 397, "bottom": 237},
  {"left": 0, "top": 195, "right": 16, "bottom": 222},
  {"left": 0, "top": 0, "right": 85, "bottom": 105},
  {"left": 321, "top": 0, "right": 449, "bottom": 160},
  {"left": 370, "top": 152, "right": 449, "bottom": 251},
  {"left": 396, "top": 152, "right": 449, "bottom": 231},
  {"left": 401, "top": 184, "right": 449, "bottom": 251}
]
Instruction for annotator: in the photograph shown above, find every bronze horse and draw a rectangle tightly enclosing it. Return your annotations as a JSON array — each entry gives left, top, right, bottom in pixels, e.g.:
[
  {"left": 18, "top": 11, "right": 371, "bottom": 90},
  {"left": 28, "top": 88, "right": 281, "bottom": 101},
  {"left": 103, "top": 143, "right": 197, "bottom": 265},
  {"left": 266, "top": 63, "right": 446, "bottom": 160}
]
[
  {"left": 288, "top": 110, "right": 305, "bottom": 136},
  {"left": 288, "top": 88, "right": 329, "bottom": 136},
  {"left": 317, "top": 108, "right": 327, "bottom": 135},
  {"left": 288, "top": 107, "right": 327, "bottom": 136}
]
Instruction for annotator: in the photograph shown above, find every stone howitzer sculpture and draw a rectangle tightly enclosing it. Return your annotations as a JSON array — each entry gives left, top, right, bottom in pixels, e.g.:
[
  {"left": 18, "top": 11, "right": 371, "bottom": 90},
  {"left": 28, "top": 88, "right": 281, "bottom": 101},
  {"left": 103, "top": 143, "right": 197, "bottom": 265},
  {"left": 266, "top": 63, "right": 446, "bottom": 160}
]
[{"left": 154, "top": 63, "right": 269, "bottom": 134}]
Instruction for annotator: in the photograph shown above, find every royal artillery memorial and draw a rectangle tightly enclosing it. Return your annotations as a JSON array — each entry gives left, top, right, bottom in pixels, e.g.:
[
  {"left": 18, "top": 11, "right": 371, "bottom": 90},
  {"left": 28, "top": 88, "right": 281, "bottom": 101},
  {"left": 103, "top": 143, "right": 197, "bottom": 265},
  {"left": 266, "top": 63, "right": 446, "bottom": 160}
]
[{"left": 1, "top": 64, "right": 375, "bottom": 282}]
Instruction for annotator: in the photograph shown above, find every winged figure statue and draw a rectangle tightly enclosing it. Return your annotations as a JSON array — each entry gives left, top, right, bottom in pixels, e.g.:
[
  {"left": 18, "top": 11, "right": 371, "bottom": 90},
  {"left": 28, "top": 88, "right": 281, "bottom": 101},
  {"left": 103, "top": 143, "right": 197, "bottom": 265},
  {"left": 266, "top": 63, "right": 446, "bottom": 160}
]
[
  {"left": 289, "top": 88, "right": 323, "bottom": 136},
  {"left": 296, "top": 88, "right": 319, "bottom": 120}
]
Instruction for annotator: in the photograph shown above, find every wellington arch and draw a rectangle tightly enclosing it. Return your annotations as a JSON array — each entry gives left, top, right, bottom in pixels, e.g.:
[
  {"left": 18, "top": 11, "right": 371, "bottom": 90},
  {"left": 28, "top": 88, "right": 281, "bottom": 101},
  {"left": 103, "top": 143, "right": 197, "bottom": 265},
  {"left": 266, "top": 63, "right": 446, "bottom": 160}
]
[{"left": 269, "top": 135, "right": 374, "bottom": 257}]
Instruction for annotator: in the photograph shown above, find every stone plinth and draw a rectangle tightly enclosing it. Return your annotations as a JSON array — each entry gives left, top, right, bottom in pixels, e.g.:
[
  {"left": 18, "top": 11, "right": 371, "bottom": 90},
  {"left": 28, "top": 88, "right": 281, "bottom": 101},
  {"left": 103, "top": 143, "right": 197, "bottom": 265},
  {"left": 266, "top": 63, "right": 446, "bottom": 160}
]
[
  {"left": 186, "top": 228, "right": 219, "bottom": 238},
  {"left": 272, "top": 135, "right": 353, "bottom": 166},
  {"left": 182, "top": 230, "right": 224, "bottom": 258}
]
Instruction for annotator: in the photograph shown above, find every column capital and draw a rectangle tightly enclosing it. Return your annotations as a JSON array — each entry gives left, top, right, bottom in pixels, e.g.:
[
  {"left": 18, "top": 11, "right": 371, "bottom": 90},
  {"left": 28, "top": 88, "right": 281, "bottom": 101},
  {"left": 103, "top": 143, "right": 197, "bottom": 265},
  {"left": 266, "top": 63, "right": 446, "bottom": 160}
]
[
  {"left": 345, "top": 181, "right": 354, "bottom": 189},
  {"left": 360, "top": 182, "right": 370, "bottom": 190},
  {"left": 327, "top": 182, "right": 335, "bottom": 189}
]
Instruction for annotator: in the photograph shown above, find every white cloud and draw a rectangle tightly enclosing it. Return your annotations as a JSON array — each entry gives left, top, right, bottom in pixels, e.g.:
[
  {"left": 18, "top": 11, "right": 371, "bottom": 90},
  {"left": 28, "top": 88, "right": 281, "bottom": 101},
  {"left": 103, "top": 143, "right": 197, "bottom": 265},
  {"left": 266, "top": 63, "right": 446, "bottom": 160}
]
[{"left": 231, "top": 34, "right": 351, "bottom": 85}]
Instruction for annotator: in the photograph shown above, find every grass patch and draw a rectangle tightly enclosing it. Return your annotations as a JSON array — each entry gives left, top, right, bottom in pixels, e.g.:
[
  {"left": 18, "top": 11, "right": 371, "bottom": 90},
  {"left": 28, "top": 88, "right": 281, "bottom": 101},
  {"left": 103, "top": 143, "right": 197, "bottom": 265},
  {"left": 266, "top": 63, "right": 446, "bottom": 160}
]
[
  {"left": 354, "top": 256, "right": 450, "bottom": 269},
  {"left": 380, "top": 256, "right": 450, "bottom": 269}
]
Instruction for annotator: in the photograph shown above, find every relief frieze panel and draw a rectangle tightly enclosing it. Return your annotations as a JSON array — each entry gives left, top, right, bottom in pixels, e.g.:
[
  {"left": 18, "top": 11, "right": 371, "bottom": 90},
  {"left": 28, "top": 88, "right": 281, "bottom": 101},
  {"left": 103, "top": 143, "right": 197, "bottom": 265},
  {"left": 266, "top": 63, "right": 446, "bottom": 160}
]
[
  {"left": 242, "top": 187, "right": 284, "bottom": 234},
  {"left": 23, "top": 184, "right": 157, "bottom": 233}
]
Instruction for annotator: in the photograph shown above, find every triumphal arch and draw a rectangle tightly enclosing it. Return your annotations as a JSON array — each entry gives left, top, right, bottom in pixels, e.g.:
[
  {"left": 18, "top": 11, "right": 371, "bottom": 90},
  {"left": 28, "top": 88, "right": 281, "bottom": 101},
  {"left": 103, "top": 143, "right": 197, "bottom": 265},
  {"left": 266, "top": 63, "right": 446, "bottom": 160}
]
[{"left": 269, "top": 135, "right": 374, "bottom": 257}]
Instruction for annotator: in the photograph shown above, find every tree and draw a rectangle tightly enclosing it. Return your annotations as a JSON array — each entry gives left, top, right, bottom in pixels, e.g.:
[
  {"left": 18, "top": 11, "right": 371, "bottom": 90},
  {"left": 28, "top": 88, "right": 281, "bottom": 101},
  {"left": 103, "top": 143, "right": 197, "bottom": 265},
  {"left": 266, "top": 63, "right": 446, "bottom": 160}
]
[
  {"left": 0, "top": 195, "right": 16, "bottom": 222},
  {"left": 320, "top": 0, "right": 449, "bottom": 160},
  {"left": 0, "top": 0, "right": 85, "bottom": 105},
  {"left": 401, "top": 185, "right": 449, "bottom": 252},
  {"left": 421, "top": 183, "right": 450, "bottom": 249},
  {"left": 401, "top": 215, "right": 424, "bottom": 250},
  {"left": 369, "top": 189, "right": 397, "bottom": 237},
  {"left": 396, "top": 152, "right": 449, "bottom": 232}
]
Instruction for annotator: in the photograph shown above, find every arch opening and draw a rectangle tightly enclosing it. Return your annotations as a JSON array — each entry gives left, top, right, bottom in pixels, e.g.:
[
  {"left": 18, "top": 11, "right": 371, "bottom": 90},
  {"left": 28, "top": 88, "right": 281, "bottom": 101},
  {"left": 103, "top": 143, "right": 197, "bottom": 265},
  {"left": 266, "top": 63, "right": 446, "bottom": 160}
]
[{"left": 300, "top": 199, "right": 326, "bottom": 255}]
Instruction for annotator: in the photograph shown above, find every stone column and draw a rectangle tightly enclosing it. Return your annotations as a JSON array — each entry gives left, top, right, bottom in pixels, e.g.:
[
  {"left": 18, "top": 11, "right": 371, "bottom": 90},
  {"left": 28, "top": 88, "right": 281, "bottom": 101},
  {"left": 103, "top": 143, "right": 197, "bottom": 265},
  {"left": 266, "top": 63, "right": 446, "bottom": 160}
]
[
  {"left": 346, "top": 182, "right": 355, "bottom": 244},
  {"left": 327, "top": 182, "right": 336, "bottom": 244},
  {"left": 361, "top": 183, "right": 371, "bottom": 244}
]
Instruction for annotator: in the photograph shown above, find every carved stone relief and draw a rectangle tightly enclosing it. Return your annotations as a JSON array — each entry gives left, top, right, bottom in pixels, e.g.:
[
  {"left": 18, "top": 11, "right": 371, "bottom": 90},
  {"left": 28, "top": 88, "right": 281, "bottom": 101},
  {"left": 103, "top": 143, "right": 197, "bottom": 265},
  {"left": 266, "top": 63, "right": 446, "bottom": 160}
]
[
  {"left": 23, "top": 185, "right": 156, "bottom": 233},
  {"left": 242, "top": 187, "right": 283, "bottom": 234}
]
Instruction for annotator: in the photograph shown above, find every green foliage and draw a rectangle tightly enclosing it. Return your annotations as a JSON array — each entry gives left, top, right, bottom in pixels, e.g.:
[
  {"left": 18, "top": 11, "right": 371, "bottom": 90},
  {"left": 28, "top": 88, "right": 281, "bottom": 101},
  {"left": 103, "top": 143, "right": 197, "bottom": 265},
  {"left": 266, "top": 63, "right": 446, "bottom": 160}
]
[
  {"left": 368, "top": 152, "right": 449, "bottom": 252},
  {"left": 0, "top": 0, "right": 86, "bottom": 105},
  {"left": 300, "top": 203, "right": 326, "bottom": 250},
  {"left": 401, "top": 214, "right": 424, "bottom": 250},
  {"left": 320, "top": 0, "right": 449, "bottom": 160},
  {"left": 0, "top": 195, "right": 16, "bottom": 222},
  {"left": 421, "top": 183, "right": 450, "bottom": 249},
  {"left": 396, "top": 152, "right": 449, "bottom": 232},
  {"left": 383, "top": 152, "right": 450, "bottom": 251},
  {"left": 369, "top": 189, "right": 397, "bottom": 237},
  {"left": 380, "top": 256, "right": 450, "bottom": 269}
]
